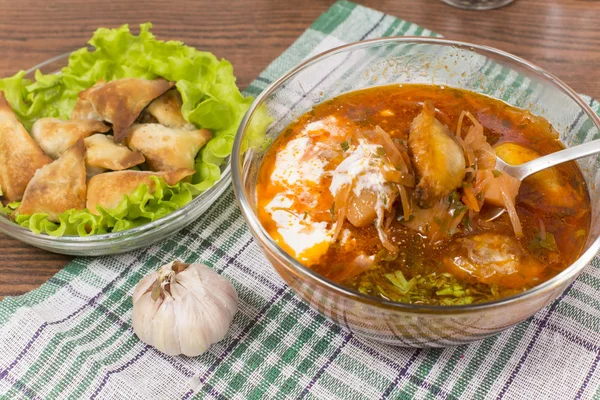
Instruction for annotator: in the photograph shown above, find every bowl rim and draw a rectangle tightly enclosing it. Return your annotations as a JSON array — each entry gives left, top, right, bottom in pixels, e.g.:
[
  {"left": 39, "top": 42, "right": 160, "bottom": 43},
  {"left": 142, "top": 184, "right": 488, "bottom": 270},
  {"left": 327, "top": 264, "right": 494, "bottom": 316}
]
[
  {"left": 232, "top": 36, "right": 600, "bottom": 313},
  {"left": 0, "top": 52, "right": 232, "bottom": 244}
]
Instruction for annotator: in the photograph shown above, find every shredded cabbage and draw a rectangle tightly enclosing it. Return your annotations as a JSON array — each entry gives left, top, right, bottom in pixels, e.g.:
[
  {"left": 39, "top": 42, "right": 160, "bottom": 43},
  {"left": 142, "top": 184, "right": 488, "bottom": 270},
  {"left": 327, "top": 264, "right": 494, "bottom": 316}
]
[{"left": 0, "top": 23, "right": 271, "bottom": 236}]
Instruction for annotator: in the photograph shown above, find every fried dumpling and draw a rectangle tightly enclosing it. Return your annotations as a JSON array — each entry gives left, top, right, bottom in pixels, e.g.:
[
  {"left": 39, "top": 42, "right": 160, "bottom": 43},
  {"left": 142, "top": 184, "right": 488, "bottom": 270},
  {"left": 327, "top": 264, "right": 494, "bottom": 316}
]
[
  {"left": 126, "top": 123, "right": 211, "bottom": 171},
  {"left": 0, "top": 91, "right": 52, "bottom": 202},
  {"left": 71, "top": 80, "right": 105, "bottom": 121},
  {"left": 86, "top": 165, "right": 106, "bottom": 179},
  {"left": 75, "top": 78, "right": 174, "bottom": 141},
  {"left": 71, "top": 98, "right": 102, "bottom": 121},
  {"left": 31, "top": 117, "right": 110, "bottom": 159},
  {"left": 86, "top": 168, "right": 195, "bottom": 214},
  {"left": 85, "top": 134, "right": 145, "bottom": 171},
  {"left": 18, "top": 139, "right": 86, "bottom": 221},
  {"left": 409, "top": 101, "right": 465, "bottom": 208},
  {"left": 145, "top": 89, "right": 194, "bottom": 129}
]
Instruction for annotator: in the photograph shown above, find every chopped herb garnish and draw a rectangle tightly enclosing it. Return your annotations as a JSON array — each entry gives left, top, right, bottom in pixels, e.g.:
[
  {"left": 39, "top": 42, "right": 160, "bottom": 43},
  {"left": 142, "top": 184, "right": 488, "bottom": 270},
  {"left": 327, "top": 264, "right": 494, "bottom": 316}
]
[
  {"left": 452, "top": 204, "right": 468, "bottom": 216},
  {"left": 435, "top": 287, "right": 455, "bottom": 296},
  {"left": 462, "top": 214, "right": 472, "bottom": 230},
  {"left": 356, "top": 270, "right": 499, "bottom": 305},
  {"left": 376, "top": 146, "right": 386, "bottom": 157},
  {"left": 539, "top": 233, "right": 559, "bottom": 251},
  {"left": 529, "top": 231, "right": 559, "bottom": 253},
  {"left": 492, "top": 169, "right": 502, "bottom": 178},
  {"left": 440, "top": 297, "right": 474, "bottom": 305},
  {"left": 340, "top": 141, "right": 350, "bottom": 151},
  {"left": 449, "top": 190, "right": 461, "bottom": 203},
  {"left": 491, "top": 285, "right": 500, "bottom": 297},
  {"left": 384, "top": 271, "right": 415, "bottom": 294},
  {"left": 376, "top": 284, "right": 390, "bottom": 300}
]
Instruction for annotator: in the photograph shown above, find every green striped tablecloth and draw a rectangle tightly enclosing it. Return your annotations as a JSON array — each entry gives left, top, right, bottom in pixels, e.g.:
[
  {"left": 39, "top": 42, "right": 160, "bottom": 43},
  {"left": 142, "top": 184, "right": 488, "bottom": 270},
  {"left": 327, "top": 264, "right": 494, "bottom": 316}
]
[{"left": 2, "top": 1, "right": 600, "bottom": 399}]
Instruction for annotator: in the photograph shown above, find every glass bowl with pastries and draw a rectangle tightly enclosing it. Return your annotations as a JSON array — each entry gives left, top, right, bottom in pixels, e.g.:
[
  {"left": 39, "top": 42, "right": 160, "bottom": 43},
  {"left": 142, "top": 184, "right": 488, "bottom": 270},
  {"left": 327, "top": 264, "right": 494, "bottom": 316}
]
[
  {"left": 0, "top": 23, "right": 267, "bottom": 256},
  {"left": 233, "top": 37, "right": 600, "bottom": 346}
]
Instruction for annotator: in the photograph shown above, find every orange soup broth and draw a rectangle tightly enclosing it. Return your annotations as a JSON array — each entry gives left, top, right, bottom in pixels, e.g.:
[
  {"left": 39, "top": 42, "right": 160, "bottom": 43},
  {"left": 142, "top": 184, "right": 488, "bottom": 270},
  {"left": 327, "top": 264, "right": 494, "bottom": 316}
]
[{"left": 257, "top": 84, "right": 590, "bottom": 299}]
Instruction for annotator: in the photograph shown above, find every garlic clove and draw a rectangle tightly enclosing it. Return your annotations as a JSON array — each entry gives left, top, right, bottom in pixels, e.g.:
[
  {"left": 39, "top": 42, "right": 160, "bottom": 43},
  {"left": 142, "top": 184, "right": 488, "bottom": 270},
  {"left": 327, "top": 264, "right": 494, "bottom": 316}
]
[
  {"left": 175, "top": 267, "right": 237, "bottom": 345},
  {"left": 172, "top": 289, "right": 210, "bottom": 356},
  {"left": 132, "top": 291, "right": 161, "bottom": 346},
  {"left": 132, "top": 271, "right": 158, "bottom": 304},
  {"left": 151, "top": 295, "right": 181, "bottom": 355}
]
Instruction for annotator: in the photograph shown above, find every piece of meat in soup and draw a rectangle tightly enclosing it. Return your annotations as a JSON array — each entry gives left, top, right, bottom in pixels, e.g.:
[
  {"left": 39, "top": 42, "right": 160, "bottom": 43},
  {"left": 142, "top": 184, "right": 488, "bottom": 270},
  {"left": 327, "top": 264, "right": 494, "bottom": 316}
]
[
  {"left": 441, "top": 233, "right": 544, "bottom": 289},
  {"left": 408, "top": 101, "right": 465, "bottom": 208},
  {"left": 494, "top": 142, "right": 584, "bottom": 215}
]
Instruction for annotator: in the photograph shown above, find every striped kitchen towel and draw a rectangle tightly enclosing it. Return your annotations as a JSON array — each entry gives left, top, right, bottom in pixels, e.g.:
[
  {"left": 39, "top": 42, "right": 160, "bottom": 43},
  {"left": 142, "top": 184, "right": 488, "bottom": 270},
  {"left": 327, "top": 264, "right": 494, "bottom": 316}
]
[{"left": 1, "top": 1, "right": 600, "bottom": 399}]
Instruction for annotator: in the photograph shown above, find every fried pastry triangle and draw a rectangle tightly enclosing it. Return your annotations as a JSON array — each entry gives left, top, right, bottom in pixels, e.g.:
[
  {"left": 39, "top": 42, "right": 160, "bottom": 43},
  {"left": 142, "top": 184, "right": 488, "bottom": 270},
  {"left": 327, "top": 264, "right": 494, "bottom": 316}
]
[
  {"left": 75, "top": 78, "right": 173, "bottom": 141},
  {"left": 18, "top": 138, "right": 87, "bottom": 221},
  {"left": 0, "top": 91, "right": 52, "bottom": 202},
  {"left": 31, "top": 117, "right": 110, "bottom": 159},
  {"left": 85, "top": 134, "right": 145, "bottom": 171},
  {"left": 86, "top": 168, "right": 196, "bottom": 214},
  {"left": 126, "top": 123, "right": 211, "bottom": 171},
  {"left": 144, "top": 89, "right": 194, "bottom": 129}
]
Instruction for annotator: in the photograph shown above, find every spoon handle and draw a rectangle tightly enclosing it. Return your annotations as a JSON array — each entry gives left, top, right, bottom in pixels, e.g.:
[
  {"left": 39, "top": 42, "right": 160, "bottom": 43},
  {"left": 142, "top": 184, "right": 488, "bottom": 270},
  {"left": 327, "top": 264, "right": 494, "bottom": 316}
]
[{"left": 512, "top": 137, "right": 600, "bottom": 180}]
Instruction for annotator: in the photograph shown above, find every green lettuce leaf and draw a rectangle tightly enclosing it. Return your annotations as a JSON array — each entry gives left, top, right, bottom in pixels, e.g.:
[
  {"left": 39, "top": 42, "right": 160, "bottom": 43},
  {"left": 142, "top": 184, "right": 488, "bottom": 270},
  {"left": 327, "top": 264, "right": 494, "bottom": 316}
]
[
  {"left": 0, "top": 23, "right": 271, "bottom": 236},
  {"left": 0, "top": 201, "right": 19, "bottom": 216}
]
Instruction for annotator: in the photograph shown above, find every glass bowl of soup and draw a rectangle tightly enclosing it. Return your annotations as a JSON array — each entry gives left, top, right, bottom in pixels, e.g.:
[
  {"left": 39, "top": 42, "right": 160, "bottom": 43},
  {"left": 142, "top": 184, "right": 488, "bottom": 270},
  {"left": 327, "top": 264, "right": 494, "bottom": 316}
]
[{"left": 232, "top": 37, "right": 600, "bottom": 347}]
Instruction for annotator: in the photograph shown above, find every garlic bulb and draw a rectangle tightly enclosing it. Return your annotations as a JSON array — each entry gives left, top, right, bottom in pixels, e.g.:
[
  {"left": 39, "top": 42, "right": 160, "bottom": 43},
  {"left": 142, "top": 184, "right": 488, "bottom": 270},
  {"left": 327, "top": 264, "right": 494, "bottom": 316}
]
[{"left": 131, "top": 260, "right": 238, "bottom": 357}]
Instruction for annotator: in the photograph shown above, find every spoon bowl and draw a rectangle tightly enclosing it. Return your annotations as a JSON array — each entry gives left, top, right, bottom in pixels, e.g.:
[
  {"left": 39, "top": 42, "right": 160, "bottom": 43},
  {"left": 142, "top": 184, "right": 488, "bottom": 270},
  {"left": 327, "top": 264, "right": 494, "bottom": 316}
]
[{"left": 482, "top": 137, "right": 600, "bottom": 221}]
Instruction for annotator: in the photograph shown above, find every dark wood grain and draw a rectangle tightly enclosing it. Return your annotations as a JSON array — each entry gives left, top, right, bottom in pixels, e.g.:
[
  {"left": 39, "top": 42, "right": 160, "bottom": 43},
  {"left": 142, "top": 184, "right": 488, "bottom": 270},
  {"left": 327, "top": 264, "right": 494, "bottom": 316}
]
[{"left": 0, "top": 0, "right": 598, "bottom": 299}]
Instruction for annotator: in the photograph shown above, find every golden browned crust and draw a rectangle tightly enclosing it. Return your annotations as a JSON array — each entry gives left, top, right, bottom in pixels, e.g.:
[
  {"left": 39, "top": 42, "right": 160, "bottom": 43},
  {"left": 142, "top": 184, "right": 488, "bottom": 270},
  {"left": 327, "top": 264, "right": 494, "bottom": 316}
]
[
  {"left": 71, "top": 98, "right": 102, "bottom": 121},
  {"left": 145, "top": 89, "right": 192, "bottom": 129},
  {"left": 18, "top": 138, "right": 87, "bottom": 221},
  {"left": 408, "top": 101, "right": 465, "bottom": 208},
  {"left": 86, "top": 168, "right": 195, "bottom": 214},
  {"left": 126, "top": 123, "right": 211, "bottom": 171},
  {"left": 0, "top": 91, "right": 52, "bottom": 202},
  {"left": 84, "top": 134, "right": 145, "bottom": 171},
  {"left": 31, "top": 117, "right": 110, "bottom": 159},
  {"left": 79, "top": 78, "right": 174, "bottom": 142}
]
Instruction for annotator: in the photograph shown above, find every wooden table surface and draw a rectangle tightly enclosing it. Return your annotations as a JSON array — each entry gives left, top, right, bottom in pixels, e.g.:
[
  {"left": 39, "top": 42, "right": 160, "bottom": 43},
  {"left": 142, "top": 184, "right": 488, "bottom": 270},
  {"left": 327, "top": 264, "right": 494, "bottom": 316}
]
[{"left": 0, "top": 0, "right": 598, "bottom": 299}]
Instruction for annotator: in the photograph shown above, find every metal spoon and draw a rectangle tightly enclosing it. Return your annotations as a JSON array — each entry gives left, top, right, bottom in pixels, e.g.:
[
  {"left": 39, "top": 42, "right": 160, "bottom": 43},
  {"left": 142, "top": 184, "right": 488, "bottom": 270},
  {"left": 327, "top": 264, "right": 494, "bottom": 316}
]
[{"left": 480, "top": 138, "right": 600, "bottom": 221}]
